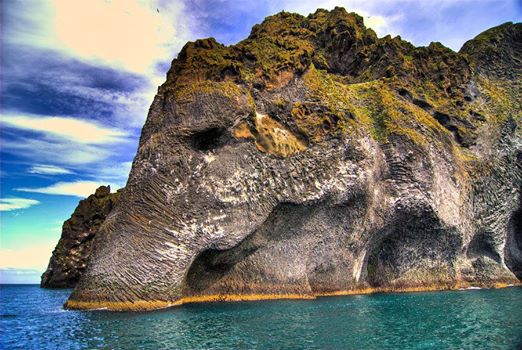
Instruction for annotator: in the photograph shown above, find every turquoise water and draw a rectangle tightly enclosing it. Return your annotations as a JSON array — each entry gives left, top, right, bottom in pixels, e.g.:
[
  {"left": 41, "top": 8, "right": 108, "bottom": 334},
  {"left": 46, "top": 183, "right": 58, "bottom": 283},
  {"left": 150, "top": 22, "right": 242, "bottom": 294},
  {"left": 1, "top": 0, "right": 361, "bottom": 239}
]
[{"left": 1, "top": 285, "right": 521, "bottom": 349}]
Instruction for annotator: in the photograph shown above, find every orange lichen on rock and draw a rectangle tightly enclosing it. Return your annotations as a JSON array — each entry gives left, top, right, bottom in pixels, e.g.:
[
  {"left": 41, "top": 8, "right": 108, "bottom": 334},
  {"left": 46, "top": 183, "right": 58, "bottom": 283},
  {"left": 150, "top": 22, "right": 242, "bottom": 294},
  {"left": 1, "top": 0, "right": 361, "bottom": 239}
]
[
  {"left": 64, "top": 299, "right": 179, "bottom": 312},
  {"left": 66, "top": 282, "right": 521, "bottom": 311},
  {"left": 233, "top": 112, "right": 307, "bottom": 157},
  {"left": 66, "top": 294, "right": 314, "bottom": 311},
  {"left": 233, "top": 121, "right": 254, "bottom": 139}
]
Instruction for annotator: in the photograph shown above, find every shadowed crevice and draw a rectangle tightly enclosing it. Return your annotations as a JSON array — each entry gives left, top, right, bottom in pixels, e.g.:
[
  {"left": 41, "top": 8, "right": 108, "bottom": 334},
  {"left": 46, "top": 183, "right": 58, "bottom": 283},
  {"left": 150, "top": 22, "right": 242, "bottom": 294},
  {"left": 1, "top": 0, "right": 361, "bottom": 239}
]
[
  {"left": 191, "top": 127, "right": 230, "bottom": 152},
  {"left": 365, "top": 210, "right": 462, "bottom": 288},
  {"left": 185, "top": 203, "right": 307, "bottom": 295},
  {"left": 467, "top": 231, "right": 502, "bottom": 263},
  {"left": 184, "top": 199, "right": 368, "bottom": 296},
  {"left": 505, "top": 199, "right": 522, "bottom": 280}
]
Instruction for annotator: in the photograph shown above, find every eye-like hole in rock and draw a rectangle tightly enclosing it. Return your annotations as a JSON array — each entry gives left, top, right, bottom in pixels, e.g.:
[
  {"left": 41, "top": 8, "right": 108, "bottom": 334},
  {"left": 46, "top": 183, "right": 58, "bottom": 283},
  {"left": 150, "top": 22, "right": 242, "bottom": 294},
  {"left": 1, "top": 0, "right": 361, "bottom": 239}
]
[
  {"left": 505, "top": 201, "right": 522, "bottom": 280},
  {"left": 191, "top": 127, "right": 229, "bottom": 152},
  {"left": 364, "top": 212, "right": 461, "bottom": 288}
]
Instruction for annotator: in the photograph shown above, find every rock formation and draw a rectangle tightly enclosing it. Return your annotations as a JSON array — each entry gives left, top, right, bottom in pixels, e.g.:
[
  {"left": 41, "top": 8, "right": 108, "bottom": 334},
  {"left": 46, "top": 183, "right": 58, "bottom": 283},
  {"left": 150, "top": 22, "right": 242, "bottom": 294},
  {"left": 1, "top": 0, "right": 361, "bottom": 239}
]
[
  {"left": 63, "top": 8, "right": 520, "bottom": 310},
  {"left": 41, "top": 186, "right": 120, "bottom": 288}
]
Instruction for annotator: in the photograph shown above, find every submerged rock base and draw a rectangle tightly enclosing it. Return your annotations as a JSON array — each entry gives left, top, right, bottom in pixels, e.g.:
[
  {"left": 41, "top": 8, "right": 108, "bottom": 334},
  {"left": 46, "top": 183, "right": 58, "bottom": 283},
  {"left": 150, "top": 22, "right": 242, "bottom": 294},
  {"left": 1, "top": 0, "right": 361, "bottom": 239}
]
[{"left": 65, "top": 283, "right": 520, "bottom": 311}]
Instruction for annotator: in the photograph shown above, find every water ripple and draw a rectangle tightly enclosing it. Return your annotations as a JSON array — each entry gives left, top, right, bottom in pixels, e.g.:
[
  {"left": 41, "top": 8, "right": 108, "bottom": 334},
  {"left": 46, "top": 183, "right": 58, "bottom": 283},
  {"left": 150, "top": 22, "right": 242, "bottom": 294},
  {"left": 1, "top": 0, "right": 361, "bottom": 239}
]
[{"left": 1, "top": 286, "right": 521, "bottom": 349}]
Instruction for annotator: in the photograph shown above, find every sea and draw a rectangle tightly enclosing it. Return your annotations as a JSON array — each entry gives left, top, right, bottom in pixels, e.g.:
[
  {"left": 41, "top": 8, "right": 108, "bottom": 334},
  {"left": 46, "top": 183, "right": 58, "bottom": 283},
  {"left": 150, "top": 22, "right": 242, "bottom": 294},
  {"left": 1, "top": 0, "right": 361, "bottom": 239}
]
[{"left": 1, "top": 285, "right": 521, "bottom": 349}]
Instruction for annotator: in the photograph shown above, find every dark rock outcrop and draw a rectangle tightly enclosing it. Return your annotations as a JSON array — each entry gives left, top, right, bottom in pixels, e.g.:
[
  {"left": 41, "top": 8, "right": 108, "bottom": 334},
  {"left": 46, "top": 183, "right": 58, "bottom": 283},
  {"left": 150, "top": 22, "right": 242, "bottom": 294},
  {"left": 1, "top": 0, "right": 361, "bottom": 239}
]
[
  {"left": 41, "top": 186, "right": 120, "bottom": 288},
  {"left": 64, "top": 8, "right": 521, "bottom": 310}
]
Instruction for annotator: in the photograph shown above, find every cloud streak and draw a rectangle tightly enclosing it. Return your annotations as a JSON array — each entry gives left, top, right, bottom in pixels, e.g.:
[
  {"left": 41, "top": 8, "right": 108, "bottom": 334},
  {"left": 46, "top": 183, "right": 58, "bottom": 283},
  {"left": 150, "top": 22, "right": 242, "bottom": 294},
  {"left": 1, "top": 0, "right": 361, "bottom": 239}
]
[
  {"left": 1, "top": 137, "right": 115, "bottom": 166},
  {"left": 16, "top": 180, "right": 120, "bottom": 198},
  {"left": 1, "top": 44, "right": 153, "bottom": 128},
  {"left": 0, "top": 198, "right": 40, "bottom": 211},
  {"left": 28, "top": 165, "right": 73, "bottom": 175},
  {"left": 1, "top": 115, "right": 128, "bottom": 144}
]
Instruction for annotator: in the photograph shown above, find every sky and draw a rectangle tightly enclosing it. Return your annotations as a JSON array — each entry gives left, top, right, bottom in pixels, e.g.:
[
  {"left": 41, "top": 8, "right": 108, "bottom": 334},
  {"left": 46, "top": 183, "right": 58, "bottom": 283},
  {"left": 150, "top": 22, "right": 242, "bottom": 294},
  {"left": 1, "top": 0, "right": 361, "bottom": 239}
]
[{"left": 1, "top": 0, "right": 521, "bottom": 284}]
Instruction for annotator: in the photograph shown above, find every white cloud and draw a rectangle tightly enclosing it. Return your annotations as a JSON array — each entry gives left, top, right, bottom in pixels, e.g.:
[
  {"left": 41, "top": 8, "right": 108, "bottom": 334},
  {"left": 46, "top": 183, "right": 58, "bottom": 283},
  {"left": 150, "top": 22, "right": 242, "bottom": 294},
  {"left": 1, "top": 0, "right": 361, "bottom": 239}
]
[
  {"left": 1, "top": 137, "right": 114, "bottom": 165},
  {"left": 8, "top": 0, "right": 189, "bottom": 77},
  {"left": 362, "top": 13, "right": 404, "bottom": 37},
  {"left": 15, "top": 162, "right": 132, "bottom": 197},
  {"left": 93, "top": 161, "right": 133, "bottom": 183},
  {"left": 0, "top": 268, "right": 41, "bottom": 275},
  {"left": 15, "top": 180, "right": 121, "bottom": 198},
  {"left": 51, "top": 0, "right": 185, "bottom": 75},
  {"left": 3, "top": 0, "right": 194, "bottom": 131},
  {"left": 0, "top": 198, "right": 40, "bottom": 211},
  {"left": 1, "top": 114, "right": 128, "bottom": 144},
  {"left": 0, "top": 241, "right": 57, "bottom": 270},
  {"left": 28, "top": 165, "right": 73, "bottom": 175},
  {"left": 56, "top": 84, "right": 154, "bottom": 129}
]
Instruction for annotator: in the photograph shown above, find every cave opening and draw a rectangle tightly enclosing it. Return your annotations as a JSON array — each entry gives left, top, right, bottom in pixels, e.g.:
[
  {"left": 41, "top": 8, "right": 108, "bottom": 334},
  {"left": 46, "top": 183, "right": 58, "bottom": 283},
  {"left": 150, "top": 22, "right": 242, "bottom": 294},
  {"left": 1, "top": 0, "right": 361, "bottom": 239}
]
[
  {"left": 185, "top": 203, "right": 304, "bottom": 295},
  {"left": 184, "top": 201, "right": 367, "bottom": 296},
  {"left": 467, "top": 231, "right": 501, "bottom": 263},
  {"left": 365, "top": 213, "right": 461, "bottom": 288}
]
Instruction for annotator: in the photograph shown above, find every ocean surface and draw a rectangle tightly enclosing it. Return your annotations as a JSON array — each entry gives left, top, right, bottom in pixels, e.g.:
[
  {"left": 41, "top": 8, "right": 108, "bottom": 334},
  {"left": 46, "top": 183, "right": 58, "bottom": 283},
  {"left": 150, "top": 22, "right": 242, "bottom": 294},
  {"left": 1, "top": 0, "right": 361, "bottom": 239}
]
[{"left": 1, "top": 285, "right": 521, "bottom": 349}]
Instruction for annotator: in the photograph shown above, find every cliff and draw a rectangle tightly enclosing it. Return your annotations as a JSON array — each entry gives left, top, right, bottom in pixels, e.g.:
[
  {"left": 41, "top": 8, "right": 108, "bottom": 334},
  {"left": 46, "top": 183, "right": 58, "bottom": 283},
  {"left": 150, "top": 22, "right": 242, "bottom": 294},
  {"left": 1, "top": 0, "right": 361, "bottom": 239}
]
[
  {"left": 41, "top": 186, "right": 121, "bottom": 288},
  {"left": 63, "top": 8, "right": 520, "bottom": 310}
]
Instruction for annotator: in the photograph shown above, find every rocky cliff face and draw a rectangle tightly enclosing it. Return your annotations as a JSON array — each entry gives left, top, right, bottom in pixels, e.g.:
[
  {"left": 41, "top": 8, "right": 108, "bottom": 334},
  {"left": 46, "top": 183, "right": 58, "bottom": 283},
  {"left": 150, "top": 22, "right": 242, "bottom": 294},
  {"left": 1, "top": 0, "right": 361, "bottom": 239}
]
[
  {"left": 41, "top": 186, "right": 120, "bottom": 288},
  {"left": 65, "top": 8, "right": 521, "bottom": 310}
]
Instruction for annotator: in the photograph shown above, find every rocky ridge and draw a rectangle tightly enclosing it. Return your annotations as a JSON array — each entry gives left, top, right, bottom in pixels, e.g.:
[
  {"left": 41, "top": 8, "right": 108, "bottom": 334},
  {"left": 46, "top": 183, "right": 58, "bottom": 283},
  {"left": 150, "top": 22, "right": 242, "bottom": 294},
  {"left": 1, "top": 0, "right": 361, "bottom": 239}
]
[
  {"left": 41, "top": 186, "right": 121, "bottom": 288},
  {"left": 49, "top": 8, "right": 520, "bottom": 310}
]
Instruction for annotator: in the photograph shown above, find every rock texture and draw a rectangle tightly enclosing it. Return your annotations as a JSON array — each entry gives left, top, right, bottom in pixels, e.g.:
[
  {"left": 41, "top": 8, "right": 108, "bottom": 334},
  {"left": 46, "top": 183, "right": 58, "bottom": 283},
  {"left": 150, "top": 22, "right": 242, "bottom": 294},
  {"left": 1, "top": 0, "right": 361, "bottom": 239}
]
[
  {"left": 65, "top": 8, "right": 521, "bottom": 310},
  {"left": 41, "top": 186, "right": 120, "bottom": 288}
]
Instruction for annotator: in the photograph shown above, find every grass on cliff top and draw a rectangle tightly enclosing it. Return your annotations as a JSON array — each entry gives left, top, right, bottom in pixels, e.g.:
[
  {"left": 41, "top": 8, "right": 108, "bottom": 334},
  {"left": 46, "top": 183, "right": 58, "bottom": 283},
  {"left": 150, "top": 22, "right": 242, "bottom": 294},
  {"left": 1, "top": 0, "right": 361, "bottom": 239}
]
[
  {"left": 164, "top": 8, "right": 377, "bottom": 90},
  {"left": 473, "top": 76, "right": 521, "bottom": 125},
  {"left": 300, "top": 64, "right": 453, "bottom": 148},
  {"left": 162, "top": 12, "right": 317, "bottom": 90}
]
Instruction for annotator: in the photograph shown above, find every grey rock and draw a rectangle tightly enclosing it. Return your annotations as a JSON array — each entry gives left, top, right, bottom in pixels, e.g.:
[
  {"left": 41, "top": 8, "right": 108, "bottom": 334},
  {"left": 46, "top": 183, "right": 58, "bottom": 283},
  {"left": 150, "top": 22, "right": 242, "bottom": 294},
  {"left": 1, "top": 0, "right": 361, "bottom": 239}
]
[{"left": 65, "top": 10, "right": 521, "bottom": 310}]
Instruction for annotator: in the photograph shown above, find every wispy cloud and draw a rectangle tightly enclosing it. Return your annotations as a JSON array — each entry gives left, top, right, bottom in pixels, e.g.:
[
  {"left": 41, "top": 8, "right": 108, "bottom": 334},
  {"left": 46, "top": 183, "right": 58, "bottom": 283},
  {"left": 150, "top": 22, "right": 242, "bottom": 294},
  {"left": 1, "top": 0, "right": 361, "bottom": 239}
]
[
  {"left": 0, "top": 241, "right": 57, "bottom": 270},
  {"left": 1, "top": 44, "right": 153, "bottom": 129},
  {"left": 5, "top": 0, "right": 190, "bottom": 77},
  {"left": 0, "top": 113, "right": 133, "bottom": 173},
  {"left": 15, "top": 180, "right": 120, "bottom": 198},
  {"left": 15, "top": 161, "right": 131, "bottom": 197},
  {"left": 1, "top": 138, "right": 115, "bottom": 166},
  {"left": 1, "top": 0, "right": 194, "bottom": 139},
  {"left": 92, "top": 161, "right": 133, "bottom": 184},
  {"left": 1, "top": 114, "right": 128, "bottom": 144},
  {"left": 28, "top": 165, "right": 73, "bottom": 175},
  {"left": 0, "top": 198, "right": 40, "bottom": 211}
]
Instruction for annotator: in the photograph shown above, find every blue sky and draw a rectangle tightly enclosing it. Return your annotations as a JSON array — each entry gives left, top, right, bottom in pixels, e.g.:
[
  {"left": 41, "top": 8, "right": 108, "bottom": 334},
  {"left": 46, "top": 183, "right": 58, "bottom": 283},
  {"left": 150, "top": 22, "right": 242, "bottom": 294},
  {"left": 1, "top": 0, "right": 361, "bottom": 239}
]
[{"left": 1, "top": 0, "right": 521, "bottom": 284}]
